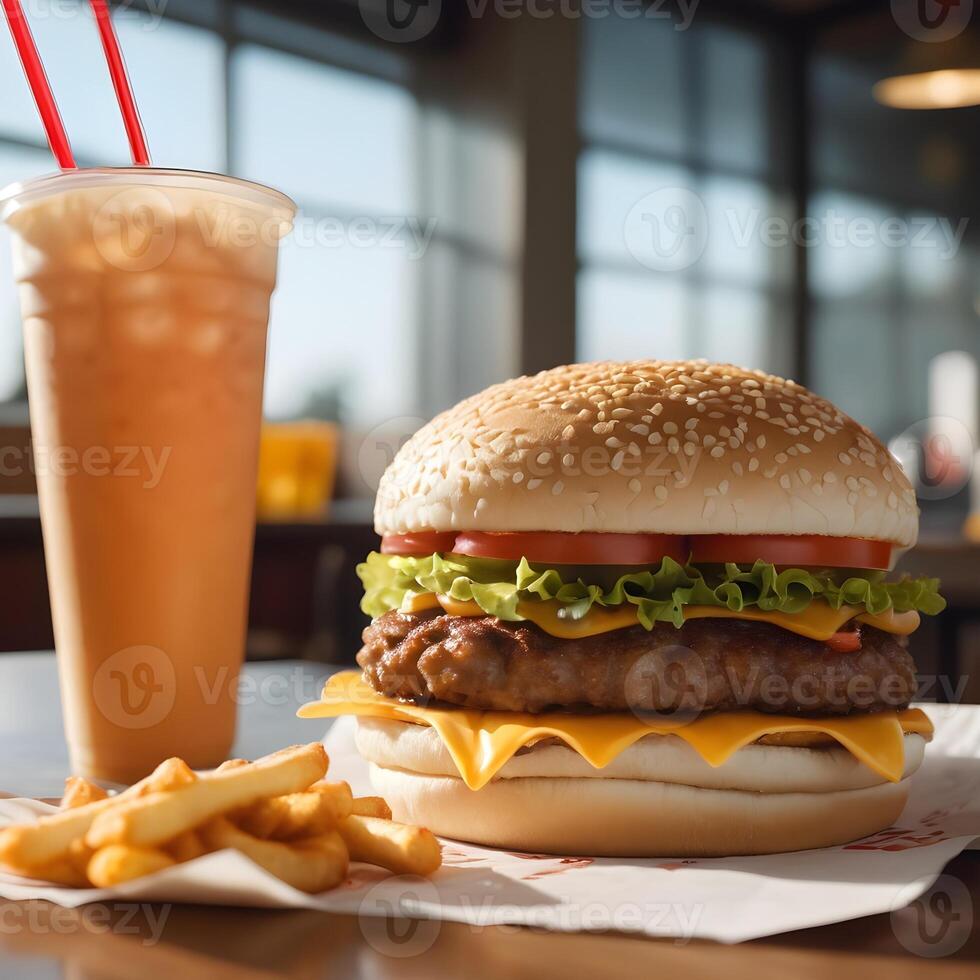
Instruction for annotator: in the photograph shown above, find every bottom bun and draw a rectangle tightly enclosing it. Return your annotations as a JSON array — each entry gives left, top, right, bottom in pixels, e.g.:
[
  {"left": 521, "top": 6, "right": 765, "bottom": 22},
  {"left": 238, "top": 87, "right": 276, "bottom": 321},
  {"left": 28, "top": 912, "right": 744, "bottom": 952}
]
[{"left": 367, "top": 764, "right": 912, "bottom": 858}]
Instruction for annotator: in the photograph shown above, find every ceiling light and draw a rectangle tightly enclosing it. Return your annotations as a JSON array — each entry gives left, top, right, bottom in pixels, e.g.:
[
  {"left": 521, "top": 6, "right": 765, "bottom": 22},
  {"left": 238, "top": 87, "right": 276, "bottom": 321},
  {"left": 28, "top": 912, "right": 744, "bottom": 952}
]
[{"left": 873, "top": 68, "right": 980, "bottom": 109}]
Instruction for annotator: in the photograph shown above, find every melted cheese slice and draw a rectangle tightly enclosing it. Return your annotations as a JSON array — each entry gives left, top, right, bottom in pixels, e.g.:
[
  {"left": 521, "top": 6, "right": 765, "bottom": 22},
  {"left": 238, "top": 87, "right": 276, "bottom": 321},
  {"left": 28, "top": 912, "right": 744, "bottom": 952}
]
[
  {"left": 401, "top": 593, "right": 920, "bottom": 642},
  {"left": 299, "top": 671, "right": 934, "bottom": 790}
]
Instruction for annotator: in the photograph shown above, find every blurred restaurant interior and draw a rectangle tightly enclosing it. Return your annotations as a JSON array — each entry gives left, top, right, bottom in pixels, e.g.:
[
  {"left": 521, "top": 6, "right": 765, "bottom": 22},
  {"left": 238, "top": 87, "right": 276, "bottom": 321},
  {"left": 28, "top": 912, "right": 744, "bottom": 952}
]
[{"left": 0, "top": 0, "right": 978, "bottom": 697}]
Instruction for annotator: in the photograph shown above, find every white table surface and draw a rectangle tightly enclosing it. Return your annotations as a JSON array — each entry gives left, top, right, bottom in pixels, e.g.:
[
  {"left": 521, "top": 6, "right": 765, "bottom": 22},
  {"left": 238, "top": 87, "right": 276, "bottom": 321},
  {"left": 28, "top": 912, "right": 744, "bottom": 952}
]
[{"left": 0, "top": 652, "right": 337, "bottom": 799}]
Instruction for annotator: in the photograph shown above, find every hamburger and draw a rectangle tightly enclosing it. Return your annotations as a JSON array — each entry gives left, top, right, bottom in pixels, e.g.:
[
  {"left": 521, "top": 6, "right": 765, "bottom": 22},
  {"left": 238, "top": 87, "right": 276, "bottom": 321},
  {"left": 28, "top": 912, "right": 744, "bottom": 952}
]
[{"left": 300, "top": 361, "right": 945, "bottom": 856}]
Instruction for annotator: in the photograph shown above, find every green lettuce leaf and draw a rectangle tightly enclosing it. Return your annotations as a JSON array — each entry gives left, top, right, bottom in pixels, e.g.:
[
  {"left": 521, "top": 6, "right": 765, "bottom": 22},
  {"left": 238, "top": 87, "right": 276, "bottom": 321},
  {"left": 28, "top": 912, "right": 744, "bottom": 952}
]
[{"left": 357, "top": 552, "right": 946, "bottom": 628}]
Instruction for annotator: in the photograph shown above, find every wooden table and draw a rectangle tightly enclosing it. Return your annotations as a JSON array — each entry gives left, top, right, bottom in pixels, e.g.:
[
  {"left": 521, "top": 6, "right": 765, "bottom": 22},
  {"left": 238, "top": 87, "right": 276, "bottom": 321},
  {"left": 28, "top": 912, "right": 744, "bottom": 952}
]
[{"left": 0, "top": 653, "right": 977, "bottom": 977}]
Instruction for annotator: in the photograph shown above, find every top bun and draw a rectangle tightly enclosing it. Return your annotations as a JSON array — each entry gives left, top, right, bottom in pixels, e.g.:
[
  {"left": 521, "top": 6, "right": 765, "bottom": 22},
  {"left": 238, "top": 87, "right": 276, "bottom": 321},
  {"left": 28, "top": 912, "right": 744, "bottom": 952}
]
[{"left": 375, "top": 360, "right": 918, "bottom": 547}]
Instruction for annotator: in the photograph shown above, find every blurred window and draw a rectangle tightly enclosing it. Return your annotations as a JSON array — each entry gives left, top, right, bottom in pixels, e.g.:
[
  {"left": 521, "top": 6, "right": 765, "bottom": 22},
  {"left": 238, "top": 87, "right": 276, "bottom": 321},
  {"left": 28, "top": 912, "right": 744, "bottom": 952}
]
[
  {"left": 0, "top": 1, "right": 445, "bottom": 431},
  {"left": 577, "top": 15, "right": 794, "bottom": 376},
  {"left": 810, "top": 52, "right": 980, "bottom": 445}
]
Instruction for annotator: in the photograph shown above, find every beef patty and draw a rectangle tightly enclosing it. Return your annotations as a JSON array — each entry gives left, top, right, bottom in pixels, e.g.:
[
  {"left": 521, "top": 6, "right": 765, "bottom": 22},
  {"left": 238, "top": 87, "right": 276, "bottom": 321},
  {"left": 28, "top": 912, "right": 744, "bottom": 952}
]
[{"left": 357, "top": 609, "right": 917, "bottom": 715}]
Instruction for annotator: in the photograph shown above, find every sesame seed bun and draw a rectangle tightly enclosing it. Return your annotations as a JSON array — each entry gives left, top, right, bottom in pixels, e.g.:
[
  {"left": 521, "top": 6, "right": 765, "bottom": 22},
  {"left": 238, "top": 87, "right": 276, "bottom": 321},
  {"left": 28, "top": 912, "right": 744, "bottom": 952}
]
[{"left": 375, "top": 360, "right": 918, "bottom": 547}]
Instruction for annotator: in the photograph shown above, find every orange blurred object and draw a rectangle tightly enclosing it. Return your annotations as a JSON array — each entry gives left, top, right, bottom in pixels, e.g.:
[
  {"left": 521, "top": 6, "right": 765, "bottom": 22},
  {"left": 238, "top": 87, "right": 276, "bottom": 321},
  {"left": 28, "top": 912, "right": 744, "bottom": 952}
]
[{"left": 257, "top": 421, "right": 338, "bottom": 519}]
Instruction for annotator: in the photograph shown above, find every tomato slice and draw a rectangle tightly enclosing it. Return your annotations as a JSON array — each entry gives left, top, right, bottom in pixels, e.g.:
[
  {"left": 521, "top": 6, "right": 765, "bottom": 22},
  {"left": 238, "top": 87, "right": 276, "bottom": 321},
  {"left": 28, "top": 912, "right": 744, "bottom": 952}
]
[
  {"left": 381, "top": 532, "right": 458, "bottom": 555},
  {"left": 452, "top": 531, "right": 688, "bottom": 566},
  {"left": 688, "top": 534, "right": 891, "bottom": 570}
]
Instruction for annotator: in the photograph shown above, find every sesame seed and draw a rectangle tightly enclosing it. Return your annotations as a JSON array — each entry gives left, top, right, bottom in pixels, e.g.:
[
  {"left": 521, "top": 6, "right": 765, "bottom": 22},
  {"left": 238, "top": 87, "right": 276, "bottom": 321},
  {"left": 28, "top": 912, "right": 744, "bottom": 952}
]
[
  {"left": 710, "top": 446, "right": 725, "bottom": 458},
  {"left": 628, "top": 478, "right": 641, "bottom": 493},
  {"left": 655, "top": 485, "right": 668, "bottom": 501},
  {"left": 552, "top": 481, "right": 564, "bottom": 495},
  {"left": 527, "top": 478, "right": 542, "bottom": 490},
  {"left": 779, "top": 475, "right": 791, "bottom": 490},
  {"left": 663, "top": 421, "right": 678, "bottom": 434}
]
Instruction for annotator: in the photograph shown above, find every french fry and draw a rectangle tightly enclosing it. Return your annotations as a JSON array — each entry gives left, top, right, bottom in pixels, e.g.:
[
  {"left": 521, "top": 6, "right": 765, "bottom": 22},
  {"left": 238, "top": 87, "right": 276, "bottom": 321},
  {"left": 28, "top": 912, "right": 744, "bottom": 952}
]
[
  {"left": 1, "top": 742, "right": 436, "bottom": 893},
  {"left": 24, "top": 857, "right": 89, "bottom": 889},
  {"left": 199, "top": 817, "right": 348, "bottom": 893},
  {"left": 87, "top": 845, "right": 175, "bottom": 888},
  {"left": 61, "top": 777, "right": 108, "bottom": 810},
  {"left": 308, "top": 780, "right": 353, "bottom": 821},
  {"left": 66, "top": 838, "right": 94, "bottom": 879},
  {"left": 86, "top": 744, "right": 328, "bottom": 849},
  {"left": 0, "top": 756, "right": 196, "bottom": 871},
  {"left": 351, "top": 796, "right": 392, "bottom": 820},
  {"left": 338, "top": 815, "right": 441, "bottom": 876},
  {"left": 232, "top": 792, "right": 336, "bottom": 841},
  {"left": 165, "top": 830, "right": 208, "bottom": 863}
]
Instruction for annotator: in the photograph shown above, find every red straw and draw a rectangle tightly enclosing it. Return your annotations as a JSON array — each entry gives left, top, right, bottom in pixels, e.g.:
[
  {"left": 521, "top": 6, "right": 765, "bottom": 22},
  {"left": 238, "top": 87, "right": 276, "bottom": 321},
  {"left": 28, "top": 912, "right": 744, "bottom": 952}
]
[
  {"left": 1, "top": 0, "right": 75, "bottom": 168},
  {"left": 88, "top": 0, "right": 150, "bottom": 166}
]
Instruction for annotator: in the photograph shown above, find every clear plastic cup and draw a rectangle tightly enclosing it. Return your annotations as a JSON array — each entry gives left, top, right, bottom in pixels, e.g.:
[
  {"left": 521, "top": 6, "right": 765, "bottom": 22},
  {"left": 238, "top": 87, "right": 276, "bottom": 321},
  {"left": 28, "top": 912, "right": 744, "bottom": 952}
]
[{"left": 1, "top": 168, "right": 296, "bottom": 782}]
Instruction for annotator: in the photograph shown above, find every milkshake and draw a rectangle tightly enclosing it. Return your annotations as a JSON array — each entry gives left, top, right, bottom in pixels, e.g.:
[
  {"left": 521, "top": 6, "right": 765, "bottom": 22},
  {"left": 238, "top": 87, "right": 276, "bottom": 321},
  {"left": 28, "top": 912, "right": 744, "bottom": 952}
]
[{"left": 1, "top": 169, "right": 295, "bottom": 782}]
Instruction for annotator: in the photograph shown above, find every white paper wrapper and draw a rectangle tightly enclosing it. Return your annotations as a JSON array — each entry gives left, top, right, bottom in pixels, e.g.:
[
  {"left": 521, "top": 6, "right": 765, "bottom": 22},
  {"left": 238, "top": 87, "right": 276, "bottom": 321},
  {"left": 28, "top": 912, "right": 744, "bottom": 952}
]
[{"left": 1, "top": 703, "right": 978, "bottom": 943}]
